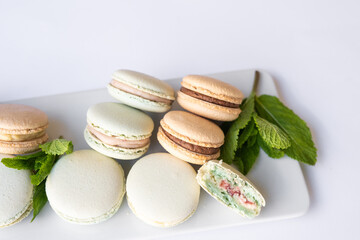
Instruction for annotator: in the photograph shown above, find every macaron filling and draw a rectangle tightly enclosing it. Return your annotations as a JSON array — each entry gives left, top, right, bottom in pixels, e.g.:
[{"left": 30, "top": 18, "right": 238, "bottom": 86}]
[
  {"left": 180, "top": 87, "right": 239, "bottom": 108},
  {"left": 110, "top": 80, "right": 173, "bottom": 105},
  {"left": 159, "top": 126, "right": 219, "bottom": 155},
  {"left": 197, "top": 161, "right": 265, "bottom": 218},
  {"left": 87, "top": 125, "right": 150, "bottom": 149},
  {"left": 0, "top": 130, "right": 46, "bottom": 142}
]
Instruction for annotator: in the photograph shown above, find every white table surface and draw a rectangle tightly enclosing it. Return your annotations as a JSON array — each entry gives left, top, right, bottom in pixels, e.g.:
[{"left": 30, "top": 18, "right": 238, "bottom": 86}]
[{"left": 1, "top": 1, "right": 359, "bottom": 240}]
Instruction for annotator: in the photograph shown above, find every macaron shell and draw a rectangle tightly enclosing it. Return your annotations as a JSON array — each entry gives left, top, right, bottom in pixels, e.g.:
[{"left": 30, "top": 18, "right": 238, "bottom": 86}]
[
  {"left": 87, "top": 102, "right": 154, "bottom": 140},
  {"left": 157, "top": 127, "right": 220, "bottom": 165},
  {"left": 51, "top": 195, "right": 124, "bottom": 224},
  {"left": 162, "top": 111, "right": 224, "bottom": 147},
  {"left": 46, "top": 150, "right": 126, "bottom": 224},
  {"left": 0, "top": 133, "right": 48, "bottom": 154},
  {"left": 0, "top": 154, "right": 33, "bottom": 227},
  {"left": 0, "top": 104, "right": 48, "bottom": 135},
  {"left": 182, "top": 75, "right": 244, "bottom": 104},
  {"left": 108, "top": 84, "right": 172, "bottom": 113},
  {"left": 177, "top": 91, "right": 241, "bottom": 121},
  {"left": 112, "top": 70, "right": 175, "bottom": 100},
  {"left": 84, "top": 128, "right": 149, "bottom": 160},
  {"left": 1, "top": 204, "right": 33, "bottom": 228},
  {"left": 126, "top": 153, "right": 200, "bottom": 227}
]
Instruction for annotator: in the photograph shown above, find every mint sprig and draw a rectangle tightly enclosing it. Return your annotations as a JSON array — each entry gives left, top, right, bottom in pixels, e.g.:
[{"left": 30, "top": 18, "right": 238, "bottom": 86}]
[
  {"left": 220, "top": 71, "right": 317, "bottom": 174},
  {"left": 1, "top": 138, "right": 73, "bottom": 221}
]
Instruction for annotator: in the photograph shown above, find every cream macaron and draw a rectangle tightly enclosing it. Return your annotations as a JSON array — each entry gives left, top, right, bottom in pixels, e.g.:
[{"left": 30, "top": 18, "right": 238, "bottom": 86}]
[
  {"left": 157, "top": 111, "right": 224, "bottom": 165},
  {"left": 84, "top": 102, "right": 154, "bottom": 160},
  {"left": 126, "top": 153, "right": 200, "bottom": 227},
  {"left": 0, "top": 104, "right": 48, "bottom": 154},
  {"left": 108, "top": 70, "right": 175, "bottom": 112},
  {"left": 177, "top": 75, "right": 244, "bottom": 121},
  {"left": 197, "top": 160, "right": 265, "bottom": 218},
  {"left": 45, "top": 150, "right": 125, "bottom": 224},
  {"left": 0, "top": 154, "right": 33, "bottom": 228}
]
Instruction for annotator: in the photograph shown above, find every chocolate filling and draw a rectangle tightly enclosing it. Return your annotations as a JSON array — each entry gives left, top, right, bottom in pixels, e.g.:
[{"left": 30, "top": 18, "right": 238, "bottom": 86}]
[
  {"left": 180, "top": 87, "right": 239, "bottom": 108},
  {"left": 160, "top": 126, "right": 219, "bottom": 155}
]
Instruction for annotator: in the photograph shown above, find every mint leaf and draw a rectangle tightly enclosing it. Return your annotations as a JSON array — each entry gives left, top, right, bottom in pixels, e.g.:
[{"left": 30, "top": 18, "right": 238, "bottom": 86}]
[
  {"left": 1, "top": 151, "right": 45, "bottom": 170},
  {"left": 31, "top": 180, "right": 47, "bottom": 222},
  {"left": 220, "top": 93, "right": 255, "bottom": 164},
  {"left": 40, "top": 139, "right": 73, "bottom": 155},
  {"left": 246, "top": 128, "right": 258, "bottom": 147},
  {"left": 233, "top": 156, "right": 244, "bottom": 174},
  {"left": 237, "top": 119, "right": 255, "bottom": 149},
  {"left": 237, "top": 138, "right": 260, "bottom": 175},
  {"left": 30, "top": 155, "right": 56, "bottom": 186},
  {"left": 254, "top": 114, "right": 291, "bottom": 149},
  {"left": 257, "top": 135, "right": 284, "bottom": 158},
  {"left": 255, "top": 95, "right": 317, "bottom": 165}
]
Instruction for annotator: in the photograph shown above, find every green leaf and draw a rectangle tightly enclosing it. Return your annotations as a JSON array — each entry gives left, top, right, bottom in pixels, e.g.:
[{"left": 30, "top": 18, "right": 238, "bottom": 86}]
[
  {"left": 30, "top": 155, "right": 56, "bottom": 186},
  {"left": 255, "top": 95, "right": 317, "bottom": 165},
  {"left": 257, "top": 135, "right": 284, "bottom": 158},
  {"left": 220, "top": 93, "right": 255, "bottom": 164},
  {"left": 237, "top": 139, "right": 260, "bottom": 175},
  {"left": 1, "top": 151, "right": 45, "bottom": 170},
  {"left": 39, "top": 139, "right": 73, "bottom": 155},
  {"left": 254, "top": 114, "right": 291, "bottom": 149},
  {"left": 246, "top": 128, "right": 258, "bottom": 147},
  {"left": 237, "top": 119, "right": 255, "bottom": 149},
  {"left": 233, "top": 156, "right": 244, "bottom": 174},
  {"left": 31, "top": 180, "right": 48, "bottom": 222},
  {"left": 34, "top": 155, "right": 48, "bottom": 171}
]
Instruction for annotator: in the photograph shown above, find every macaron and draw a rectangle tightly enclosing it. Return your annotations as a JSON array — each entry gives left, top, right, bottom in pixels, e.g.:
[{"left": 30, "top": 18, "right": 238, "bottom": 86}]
[
  {"left": 84, "top": 102, "right": 154, "bottom": 160},
  {"left": 126, "top": 153, "right": 200, "bottom": 227},
  {"left": 0, "top": 104, "right": 49, "bottom": 154},
  {"left": 0, "top": 154, "right": 33, "bottom": 228},
  {"left": 157, "top": 111, "right": 224, "bottom": 165},
  {"left": 45, "top": 150, "right": 125, "bottom": 224},
  {"left": 197, "top": 160, "right": 265, "bottom": 218},
  {"left": 177, "top": 75, "right": 244, "bottom": 121},
  {"left": 108, "top": 69, "right": 175, "bottom": 112}
]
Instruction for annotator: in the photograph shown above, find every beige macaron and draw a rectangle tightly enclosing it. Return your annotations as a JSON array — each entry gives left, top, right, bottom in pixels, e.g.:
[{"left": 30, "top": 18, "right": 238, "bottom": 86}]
[
  {"left": 177, "top": 75, "right": 244, "bottom": 121},
  {"left": 0, "top": 104, "right": 48, "bottom": 154},
  {"left": 157, "top": 111, "right": 224, "bottom": 165}
]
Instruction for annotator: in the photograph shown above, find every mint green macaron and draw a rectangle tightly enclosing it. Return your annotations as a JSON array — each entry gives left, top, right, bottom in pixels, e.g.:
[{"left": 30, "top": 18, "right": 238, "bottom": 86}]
[
  {"left": 107, "top": 70, "right": 175, "bottom": 113},
  {"left": 84, "top": 102, "right": 154, "bottom": 160}
]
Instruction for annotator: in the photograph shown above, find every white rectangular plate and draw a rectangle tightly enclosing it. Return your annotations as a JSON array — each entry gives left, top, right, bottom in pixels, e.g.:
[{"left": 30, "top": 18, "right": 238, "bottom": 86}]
[{"left": 2, "top": 69, "right": 309, "bottom": 239}]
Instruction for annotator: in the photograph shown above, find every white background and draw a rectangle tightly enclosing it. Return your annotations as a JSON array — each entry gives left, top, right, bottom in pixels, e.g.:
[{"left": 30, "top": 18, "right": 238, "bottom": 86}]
[{"left": 0, "top": 0, "right": 359, "bottom": 239}]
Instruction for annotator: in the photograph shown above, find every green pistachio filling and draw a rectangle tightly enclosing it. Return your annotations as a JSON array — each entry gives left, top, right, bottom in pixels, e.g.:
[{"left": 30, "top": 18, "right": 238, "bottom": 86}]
[{"left": 202, "top": 164, "right": 262, "bottom": 218}]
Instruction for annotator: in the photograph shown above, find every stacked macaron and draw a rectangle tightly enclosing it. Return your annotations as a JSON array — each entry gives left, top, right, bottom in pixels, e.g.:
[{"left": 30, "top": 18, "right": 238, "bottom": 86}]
[
  {"left": 46, "top": 150, "right": 125, "bottom": 224},
  {"left": 0, "top": 104, "right": 48, "bottom": 154},
  {"left": 177, "top": 75, "right": 244, "bottom": 121},
  {"left": 157, "top": 111, "right": 224, "bottom": 165},
  {"left": 108, "top": 70, "right": 175, "bottom": 112},
  {"left": 126, "top": 153, "right": 200, "bottom": 227},
  {"left": 84, "top": 102, "right": 154, "bottom": 160}
]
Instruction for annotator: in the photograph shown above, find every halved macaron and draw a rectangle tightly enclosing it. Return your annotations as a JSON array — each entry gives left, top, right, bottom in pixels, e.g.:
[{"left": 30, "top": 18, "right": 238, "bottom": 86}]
[
  {"left": 108, "top": 70, "right": 175, "bottom": 112},
  {"left": 0, "top": 104, "right": 48, "bottom": 154},
  {"left": 197, "top": 160, "right": 265, "bottom": 218},
  {"left": 157, "top": 111, "right": 224, "bottom": 165},
  {"left": 46, "top": 150, "right": 125, "bottom": 224},
  {"left": 126, "top": 153, "right": 200, "bottom": 227},
  {"left": 84, "top": 102, "right": 154, "bottom": 160},
  {"left": 177, "top": 75, "right": 244, "bottom": 121},
  {"left": 0, "top": 154, "right": 33, "bottom": 228}
]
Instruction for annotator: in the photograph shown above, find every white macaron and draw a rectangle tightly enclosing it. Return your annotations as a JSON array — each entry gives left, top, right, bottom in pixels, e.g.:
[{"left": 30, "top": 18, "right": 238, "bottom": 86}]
[
  {"left": 0, "top": 154, "right": 33, "bottom": 228},
  {"left": 45, "top": 150, "right": 125, "bottom": 224},
  {"left": 84, "top": 102, "right": 154, "bottom": 160},
  {"left": 108, "top": 70, "right": 175, "bottom": 112},
  {"left": 126, "top": 153, "right": 200, "bottom": 227}
]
